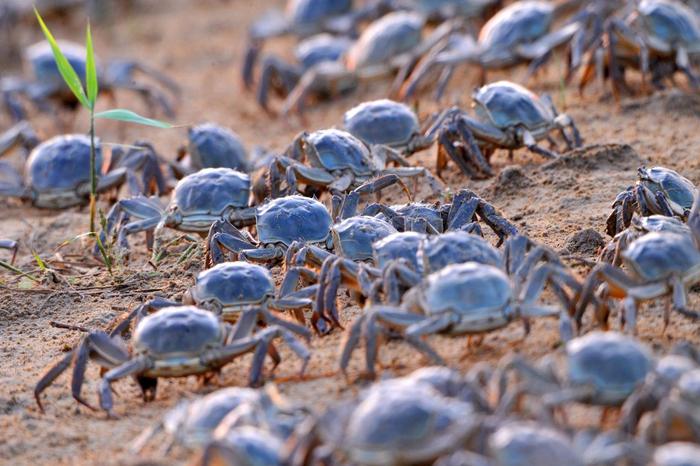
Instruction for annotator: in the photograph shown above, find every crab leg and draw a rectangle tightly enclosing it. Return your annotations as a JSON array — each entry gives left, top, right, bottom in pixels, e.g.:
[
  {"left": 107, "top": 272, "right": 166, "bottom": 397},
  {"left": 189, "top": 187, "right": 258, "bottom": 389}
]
[
  {"left": 0, "top": 239, "right": 18, "bottom": 265},
  {"left": 256, "top": 54, "right": 303, "bottom": 111},
  {"left": 0, "top": 120, "right": 39, "bottom": 156},
  {"left": 99, "top": 356, "right": 152, "bottom": 416}
]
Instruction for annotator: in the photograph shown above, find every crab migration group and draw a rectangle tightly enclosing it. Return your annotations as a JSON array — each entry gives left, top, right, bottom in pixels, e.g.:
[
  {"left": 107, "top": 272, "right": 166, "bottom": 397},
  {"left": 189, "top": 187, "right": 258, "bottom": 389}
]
[{"left": 2, "top": 0, "right": 700, "bottom": 465}]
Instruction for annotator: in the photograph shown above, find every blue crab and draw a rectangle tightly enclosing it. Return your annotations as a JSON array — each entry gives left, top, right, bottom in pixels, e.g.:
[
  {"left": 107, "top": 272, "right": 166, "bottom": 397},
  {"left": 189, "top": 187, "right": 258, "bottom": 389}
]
[
  {"left": 171, "top": 123, "right": 251, "bottom": 178},
  {"left": 0, "top": 133, "right": 166, "bottom": 209},
  {"left": 34, "top": 300, "right": 310, "bottom": 415},
  {"left": 2, "top": 40, "right": 180, "bottom": 122}
]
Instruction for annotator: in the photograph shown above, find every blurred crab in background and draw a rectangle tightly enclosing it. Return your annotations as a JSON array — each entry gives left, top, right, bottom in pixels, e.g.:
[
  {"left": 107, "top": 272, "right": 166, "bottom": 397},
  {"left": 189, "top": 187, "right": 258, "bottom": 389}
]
[
  {"left": 577, "top": 0, "right": 700, "bottom": 97},
  {"left": 264, "top": 11, "right": 464, "bottom": 116},
  {"left": 1, "top": 40, "right": 180, "bottom": 124},
  {"left": 398, "top": 0, "right": 606, "bottom": 100},
  {"left": 0, "top": 133, "right": 167, "bottom": 209}
]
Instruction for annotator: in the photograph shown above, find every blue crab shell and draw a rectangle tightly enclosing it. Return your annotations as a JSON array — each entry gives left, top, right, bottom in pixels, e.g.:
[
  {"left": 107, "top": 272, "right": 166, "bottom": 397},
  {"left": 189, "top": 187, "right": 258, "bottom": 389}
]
[
  {"left": 566, "top": 332, "right": 652, "bottom": 405},
  {"left": 332, "top": 216, "right": 398, "bottom": 261},
  {"left": 344, "top": 99, "right": 419, "bottom": 147},
  {"left": 306, "top": 129, "right": 374, "bottom": 176},
  {"left": 478, "top": 1, "right": 553, "bottom": 50},
  {"left": 256, "top": 195, "right": 332, "bottom": 246},
  {"left": 188, "top": 123, "right": 250, "bottom": 173},
  {"left": 473, "top": 81, "right": 554, "bottom": 130},
  {"left": 623, "top": 232, "right": 700, "bottom": 282},
  {"left": 26, "top": 134, "right": 102, "bottom": 193},
  {"left": 134, "top": 306, "right": 223, "bottom": 357},
  {"left": 192, "top": 262, "right": 275, "bottom": 308},
  {"left": 171, "top": 168, "right": 250, "bottom": 216},
  {"left": 639, "top": 0, "right": 700, "bottom": 46}
]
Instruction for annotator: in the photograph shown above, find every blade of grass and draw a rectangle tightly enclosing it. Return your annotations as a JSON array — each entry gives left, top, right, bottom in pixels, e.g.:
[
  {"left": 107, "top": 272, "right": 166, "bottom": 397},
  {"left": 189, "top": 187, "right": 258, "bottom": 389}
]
[
  {"left": 34, "top": 8, "right": 90, "bottom": 110},
  {"left": 0, "top": 260, "right": 39, "bottom": 282},
  {"left": 31, "top": 250, "right": 47, "bottom": 271},
  {"left": 95, "top": 109, "right": 173, "bottom": 128},
  {"left": 85, "top": 23, "right": 98, "bottom": 108}
]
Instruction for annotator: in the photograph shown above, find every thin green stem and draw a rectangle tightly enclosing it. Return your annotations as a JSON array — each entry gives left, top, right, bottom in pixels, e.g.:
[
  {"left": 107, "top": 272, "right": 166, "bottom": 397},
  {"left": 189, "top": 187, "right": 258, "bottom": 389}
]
[{"left": 89, "top": 109, "right": 97, "bottom": 234}]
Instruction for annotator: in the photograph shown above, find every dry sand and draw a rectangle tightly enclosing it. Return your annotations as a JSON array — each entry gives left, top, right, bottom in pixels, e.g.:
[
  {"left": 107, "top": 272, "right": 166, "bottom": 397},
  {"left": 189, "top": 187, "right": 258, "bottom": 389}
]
[{"left": 1, "top": 1, "right": 699, "bottom": 464}]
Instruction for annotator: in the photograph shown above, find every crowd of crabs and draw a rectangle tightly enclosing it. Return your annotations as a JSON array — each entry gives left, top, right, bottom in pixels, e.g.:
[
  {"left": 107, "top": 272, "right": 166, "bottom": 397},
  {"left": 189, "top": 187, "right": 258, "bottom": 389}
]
[{"left": 3, "top": 0, "right": 700, "bottom": 464}]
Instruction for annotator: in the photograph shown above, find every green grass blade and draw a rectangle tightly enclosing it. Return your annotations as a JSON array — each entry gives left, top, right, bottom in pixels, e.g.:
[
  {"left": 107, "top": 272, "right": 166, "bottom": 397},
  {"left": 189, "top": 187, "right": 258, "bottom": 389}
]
[
  {"left": 94, "top": 109, "right": 172, "bottom": 128},
  {"left": 85, "top": 23, "right": 98, "bottom": 108},
  {"left": 31, "top": 250, "right": 47, "bottom": 271},
  {"left": 34, "top": 8, "right": 90, "bottom": 110}
]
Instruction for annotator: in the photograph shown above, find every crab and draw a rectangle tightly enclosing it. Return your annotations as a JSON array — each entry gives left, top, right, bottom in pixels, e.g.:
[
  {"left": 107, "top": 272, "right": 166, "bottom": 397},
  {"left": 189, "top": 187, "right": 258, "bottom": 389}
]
[
  {"left": 34, "top": 300, "right": 311, "bottom": 415},
  {"left": 170, "top": 123, "right": 251, "bottom": 179},
  {"left": 0, "top": 239, "right": 18, "bottom": 264},
  {"left": 248, "top": 33, "right": 354, "bottom": 113},
  {"left": 652, "top": 442, "right": 700, "bottom": 465},
  {"left": 438, "top": 422, "right": 649, "bottom": 466},
  {"left": 408, "top": 81, "right": 582, "bottom": 179},
  {"left": 577, "top": 0, "right": 700, "bottom": 98},
  {"left": 286, "top": 374, "right": 481, "bottom": 466},
  {"left": 496, "top": 331, "right": 654, "bottom": 424},
  {"left": 575, "top": 190, "right": 700, "bottom": 334},
  {"left": 100, "top": 167, "right": 256, "bottom": 258},
  {"left": 0, "top": 133, "right": 166, "bottom": 209},
  {"left": 132, "top": 384, "right": 305, "bottom": 454},
  {"left": 619, "top": 342, "right": 700, "bottom": 438},
  {"left": 261, "top": 128, "right": 442, "bottom": 201},
  {"left": 198, "top": 426, "right": 285, "bottom": 466},
  {"left": 2, "top": 40, "right": 179, "bottom": 123},
  {"left": 361, "top": 188, "right": 518, "bottom": 240},
  {"left": 342, "top": 98, "right": 432, "bottom": 153},
  {"left": 280, "top": 11, "right": 462, "bottom": 115},
  {"left": 600, "top": 215, "right": 691, "bottom": 265},
  {"left": 398, "top": 0, "right": 601, "bottom": 99},
  {"left": 340, "top": 259, "right": 578, "bottom": 377},
  {"left": 606, "top": 166, "right": 697, "bottom": 237},
  {"left": 183, "top": 261, "right": 316, "bottom": 326}
]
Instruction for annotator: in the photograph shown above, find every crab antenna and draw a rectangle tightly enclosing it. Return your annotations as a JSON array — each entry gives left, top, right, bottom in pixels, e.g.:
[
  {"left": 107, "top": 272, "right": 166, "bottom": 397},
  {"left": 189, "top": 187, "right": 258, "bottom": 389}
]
[{"left": 50, "top": 321, "right": 92, "bottom": 333}]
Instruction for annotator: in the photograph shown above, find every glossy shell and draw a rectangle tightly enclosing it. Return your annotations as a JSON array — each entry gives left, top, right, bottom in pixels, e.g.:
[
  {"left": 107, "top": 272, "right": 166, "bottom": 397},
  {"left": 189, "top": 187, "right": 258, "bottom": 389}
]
[
  {"left": 295, "top": 34, "right": 352, "bottom": 69},
  {"left": 373, "top": 231, "right": 425, "bottom": 270},
  {"left": 343, "top": 99, "right": 420, "bottom": 147},
  {"left": 305, "top": 129, "right": 374, "bottom": 176},
  {"left": 566, "top": 332, "right": 653, "bottom": 405},
  {"left": 473, "top": 81, "right": 554, "bottom": 130},
  {"left": 286, "top": 0, "right": 352, "bottom": 28},
  {"left": 256, "top": 195, "right": 332, "bottom": 246},
  {"left": 188, "top": 123, "right": 249, "bottom": 173},
  {"left": 489, "top": 422, "right": 582, "bottom": 466},
  {"left": 478, "top": 1, "right": 553, "bottom": 49},
  {"left": 653, "top": 442, "right": 700, "bottom": 466},
  {"left": 409, "top": 262, "right": 512, "bottom": 333},
  {"left": 634, "top": 215, "right": 691, "bottom": 236},
  {"left": 164, "top": 387, "right": 261, "bottom": 446},
  {"left": 418, "top": 231, "right": 502, "bottom": 275},
  {"left": 26, "top": 134, "right": 102, "bottom": 192},
  {"left": 639, "top": 166, "right": 697, "bottom": 214},
  {"left": 134, "top": 306, "right": 223, "bottom": 357},
  {"left": 344, "top": 383, "right": 474, "bottom": 465},
  {"left": 171, "top": 168, "right": 250, "bottom": 215},
  {"left": 25, "top": 40, "right": 89, "bottom": 86},
  {"left": 623, "top": 232, "right": 700, "bottom": 282},
  {"left": 639, "top": 0, "right": 700, "bottom": 47},
  {"left": 346, "top": 12, "right": 423, "bottom": 70},
  {"left": 677, "top": 369, "right": 700, "bottom": 404},
  {"left": 191, "top": 262, "right": 275, "bottom": 308},
  {"left": 332, "top": 216, "right": 398, "bottom": 261},
  {"left": 210, "top": 426, "right": 283, "bottom": 466}
]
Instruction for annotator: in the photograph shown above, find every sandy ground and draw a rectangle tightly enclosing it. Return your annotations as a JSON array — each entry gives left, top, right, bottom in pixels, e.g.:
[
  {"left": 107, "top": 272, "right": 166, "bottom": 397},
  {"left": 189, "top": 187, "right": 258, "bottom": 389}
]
[{"left": 1, "top": 1, "right": 700, "bottom": 464}]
